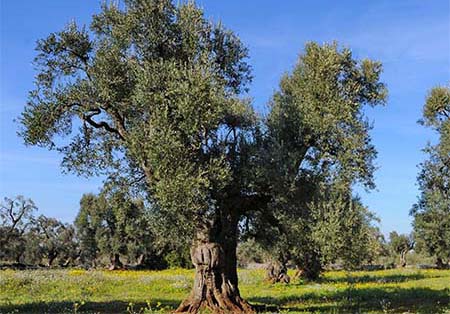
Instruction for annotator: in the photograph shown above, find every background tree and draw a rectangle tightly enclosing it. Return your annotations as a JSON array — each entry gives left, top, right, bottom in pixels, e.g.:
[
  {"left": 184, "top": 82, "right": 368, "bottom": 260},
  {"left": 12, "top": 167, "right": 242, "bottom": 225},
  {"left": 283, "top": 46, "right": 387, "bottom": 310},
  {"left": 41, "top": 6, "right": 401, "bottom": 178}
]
[
  {"left": 257, "top": 187, "right": 383, "bottom": 282},
  {"left": 0, "top": 196, "right": 36, "bottom": 263},
  {"left": 389, "top": 231, "right": 414, "bottom": 267},
  {"left": 313, "top": 194, "right": 382, "bottom": 270},
  {"left": 364, "top": 225, "right": 388, "bottom": 266},
  {"left": 75, "top": 194, "right": 101, "bottom": 267},
  {"left": 253, "top": 42, "right": 387, "bottom": 281},
  {"left": 75, "top": 189, "right": 156, "bottom": 269},
  {"left": 124, "top": 211, "right": 163, "bottom": 269},
  {"left": 236, "top": 238, "right": 266, "bottom": 267},
  {"left": 32, "top": 215, "right": 74, "bottom": 266},
  {"left": 97, "top": 186, "right": 159, "bottom": 270},
  {"left": 93, "top": 191, "right": 127, "bottom": 270},
  {"left": 56, "top": 223, "right": 79, "bottom": 267},
  {"left": 411, "top": 85, "right": 449, "bottom": 269},
  {"left": 0, "top": 196, "right": 78, "bottom": 267}
]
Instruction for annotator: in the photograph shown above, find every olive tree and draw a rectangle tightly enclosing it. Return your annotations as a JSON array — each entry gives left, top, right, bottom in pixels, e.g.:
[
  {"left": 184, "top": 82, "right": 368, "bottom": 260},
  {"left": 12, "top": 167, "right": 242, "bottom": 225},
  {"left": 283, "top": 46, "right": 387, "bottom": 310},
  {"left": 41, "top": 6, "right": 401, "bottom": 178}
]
[
  {"left": 0, "top": 196, "right": 37, "bottom": 263},
  {"left": 19, "top": 0, "right": 386, "bottom": 311},
  {"left": 411, "top": 85, "right": 450, "bottom": 268},
  {"left": 75, "top": 187, "right": 157, "bottom": 269},
  {"left": 313, "top": 195, "right": 382, "bottom": 270},
  {"left": 20, "top": 1, "right": 255, "bottom": 310},
  {"left": 388, "top": 231, "right": 414, "bottom": 267},
  {"left": 74, "top": 194, "right": 101, "bottom": 267},
  {"left": 32, "top": 215, "right": 77, "bottom": 266},
  {"left": 254, "top": 42, "right": 386, "bottom": 280}
]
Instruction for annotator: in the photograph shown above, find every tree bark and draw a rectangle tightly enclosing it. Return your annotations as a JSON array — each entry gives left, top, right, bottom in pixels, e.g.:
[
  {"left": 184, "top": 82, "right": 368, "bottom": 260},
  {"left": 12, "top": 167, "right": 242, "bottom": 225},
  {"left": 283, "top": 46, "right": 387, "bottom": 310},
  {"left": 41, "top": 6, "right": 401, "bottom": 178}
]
[
  {"left": 136, "top": 253, "right": 145, "bottom": 266},
  {"left": 175, "top": 217, "right": 254, "bottom": 314},
  {"left": 436, "top": 257, "right": 447, "bottom": 269},
  {"left": 108, "top": 253, "right": 123, "bottom": 270},
  {"left": 266, "top": 261, "right": 290, "bottom": 283},
  {"left": 15, "top": 252, "right": 23, "bottom": 264},
  {"left": 61, "top": 257, "right": 72, "bottom": 267},
  {"left": 399, "top": 250, "right": 407, "bottom": 268},
  {"left": 47, "top": 250, "right": 57, "bottom": 267},
  {"left": 294, "top": 251, "right": 322, "bottom": 281}
]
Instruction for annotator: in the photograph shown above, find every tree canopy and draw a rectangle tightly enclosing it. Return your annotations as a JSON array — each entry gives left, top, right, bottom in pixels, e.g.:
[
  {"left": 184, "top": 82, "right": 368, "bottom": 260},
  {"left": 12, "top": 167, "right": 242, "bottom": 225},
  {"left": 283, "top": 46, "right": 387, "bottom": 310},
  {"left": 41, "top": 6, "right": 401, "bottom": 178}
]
[
  {"left": 75, "top": 186, "right": 161, "bottom": 269},
  {"left": 247, "top": 42, "right": 386, "bottom": 280},
  {"left": 412, "top": 85, "right": 450, "bottom": 268},
  {"left": 19, "top": 1, "right": 388, "bottom": 312}
]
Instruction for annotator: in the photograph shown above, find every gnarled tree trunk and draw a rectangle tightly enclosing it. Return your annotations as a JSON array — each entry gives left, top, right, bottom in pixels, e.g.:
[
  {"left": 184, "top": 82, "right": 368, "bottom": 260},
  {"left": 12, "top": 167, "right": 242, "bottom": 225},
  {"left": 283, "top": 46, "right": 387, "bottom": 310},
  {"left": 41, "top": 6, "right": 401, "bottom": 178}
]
[
  {"left": 294, "top": 251, "right": 322, "bottom": 281},
  {"left": 108, "top": 253, "right": 123, "bottom": 270},
  {"left": 136, "top": 253, "right": 146, "bottom": 267},
  {"left": 436, "top": 257, "right": 447, "bottom": 269},
  {"left": 175, "top": 215, "right": 254, "bottom": 314},
  {"left": 47, "top": 250, "right": 58, "bottom": 267},
  {"left": 266, "top": 260, "right": 290, "bottom": 284},
  {"left": 399, "top": 250, "right": 407, "bottom": 268}
]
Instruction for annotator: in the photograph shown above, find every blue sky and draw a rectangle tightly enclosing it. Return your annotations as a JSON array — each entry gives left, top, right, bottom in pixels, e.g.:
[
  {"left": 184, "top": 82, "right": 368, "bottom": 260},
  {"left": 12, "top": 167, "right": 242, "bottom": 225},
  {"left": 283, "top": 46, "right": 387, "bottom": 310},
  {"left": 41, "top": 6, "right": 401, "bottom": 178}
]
[{"left": 1, "top": 0, "right": 449, "bottom": 236}]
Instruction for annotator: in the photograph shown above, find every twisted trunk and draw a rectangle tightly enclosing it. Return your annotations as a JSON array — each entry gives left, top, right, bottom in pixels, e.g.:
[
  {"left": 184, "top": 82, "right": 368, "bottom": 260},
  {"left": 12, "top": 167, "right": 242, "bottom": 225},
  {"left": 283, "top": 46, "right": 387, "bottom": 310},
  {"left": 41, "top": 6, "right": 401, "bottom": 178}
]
[
  {"left": 295, "top": 251, "right": 322, "bottom": 281},
  {"left": 109, "top": 253, "right": 123, "bottom": 270},
  {"left": 136, "top": 253, "right": 145, "bottom": 266},
  {"left": 15, "top": 251, "right": 23, "bottom": 264},
  {"left": 175, "top": 215, "right": 254, "bottom": 314},
  {"left": 436, "top": 257, "right": 447, "bottom": 269},
  {"left": 47, "top": 250, "right": 58, "bottom": 267},
  {"left": 266, "top": 260, "right": 290, "bottom": 284},
  {"left": 399, "top": 250, "right": 407, "bottom": 268}
]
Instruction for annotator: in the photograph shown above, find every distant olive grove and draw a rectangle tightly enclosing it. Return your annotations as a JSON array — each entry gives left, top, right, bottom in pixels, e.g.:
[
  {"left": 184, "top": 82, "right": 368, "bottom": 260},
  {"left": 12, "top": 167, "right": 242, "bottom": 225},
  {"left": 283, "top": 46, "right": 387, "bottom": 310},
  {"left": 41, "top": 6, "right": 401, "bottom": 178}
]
[
  {"left": 0, "top": 194, "right": 190, "bottom": 270},
  {"left": 0, "top": 189, "right": 445, "bottom": 273},
  {"left": 0, "top": 192, "right": 385, "bottom": 270}
]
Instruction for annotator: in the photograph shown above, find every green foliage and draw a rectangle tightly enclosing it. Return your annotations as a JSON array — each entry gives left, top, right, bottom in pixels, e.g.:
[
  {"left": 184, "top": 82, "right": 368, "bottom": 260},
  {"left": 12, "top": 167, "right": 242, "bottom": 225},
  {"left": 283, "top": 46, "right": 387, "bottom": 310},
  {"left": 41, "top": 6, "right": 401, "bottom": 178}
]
[
  {"left": 313, "top": 195, "right": 384, "bottom": 269},
  {"left": 75, "top": 194, "right": 102, "bottom": 266},
  {"left": 252, "top": 42, "right": 387, "bottom": 278},
  {"left": 75, "top": 187, "right": 160, "bottom": 268},
  {"left": 31, "top": 215, "right": 78, "bottom": 266},
  {"left": 0, "top": 196, "right": 37, "bottom": 263},
  {"left": 163, "top": 247, "right": 192, "bottom": 269},
  {"left": 421, "top": 86, "right": 450, "bottom": 129},
  {"left": 18, "top": 0, "right": 393, "bottom": 296},
  {"left": 389, "top": 232, "right": 413, "bottom": 254},
  {"left": 237, "top": 238, "right": 266, "bottom": 266},
  {"left": 388, "top": 232, "right": 414, "bottom": 267},
  {"left": 265, "top": 42, "right": 387, "bottom": 190},
  {"left": 19, "top": 0, "right": 254, "bottom": 242},
  {"left": 412, "top": 85, "right": 450, "bottom": 266},
  {"left": 0, "top": 196, "right": 78, "bottom": 266}
]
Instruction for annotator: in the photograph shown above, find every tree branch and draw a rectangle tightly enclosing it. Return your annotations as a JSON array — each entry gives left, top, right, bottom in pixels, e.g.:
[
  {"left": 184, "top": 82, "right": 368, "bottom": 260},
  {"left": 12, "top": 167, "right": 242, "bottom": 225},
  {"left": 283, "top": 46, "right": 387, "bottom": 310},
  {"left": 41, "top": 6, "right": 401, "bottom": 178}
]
[{"left": 82, "top": 108, "right": 125, "bottom": 141}]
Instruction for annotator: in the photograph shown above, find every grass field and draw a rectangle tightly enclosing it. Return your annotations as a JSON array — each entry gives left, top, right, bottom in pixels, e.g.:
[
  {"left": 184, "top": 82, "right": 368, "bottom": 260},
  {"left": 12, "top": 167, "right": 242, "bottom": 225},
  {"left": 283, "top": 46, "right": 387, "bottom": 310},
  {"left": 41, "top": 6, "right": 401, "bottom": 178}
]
[{"left": 1, "top": 268, "right": 449, "bottom": 314}]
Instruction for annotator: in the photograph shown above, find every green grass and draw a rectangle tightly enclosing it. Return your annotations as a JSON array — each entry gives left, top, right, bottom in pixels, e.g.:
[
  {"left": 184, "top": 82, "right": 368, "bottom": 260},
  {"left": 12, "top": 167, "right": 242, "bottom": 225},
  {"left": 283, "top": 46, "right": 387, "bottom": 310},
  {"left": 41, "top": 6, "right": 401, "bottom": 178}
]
[{"left": 1, "top": 268, "right": 449, "bottom": 313}]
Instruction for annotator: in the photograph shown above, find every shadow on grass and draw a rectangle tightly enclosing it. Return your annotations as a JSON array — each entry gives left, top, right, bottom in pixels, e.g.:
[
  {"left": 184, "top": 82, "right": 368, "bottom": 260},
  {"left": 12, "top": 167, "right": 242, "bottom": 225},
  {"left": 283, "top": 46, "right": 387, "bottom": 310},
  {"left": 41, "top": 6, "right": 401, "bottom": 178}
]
[
  {"left": 320, "top": 272, "right": 430, "bottom": 284},
  {"left": 250, "top": 286, "right": 450, "bottom": 314},
  {"left": 2, "top": 287, "right": 449, "bottom": 313},
  {"left": 0, "top": 299, "right": 180, "bottom": 314}
]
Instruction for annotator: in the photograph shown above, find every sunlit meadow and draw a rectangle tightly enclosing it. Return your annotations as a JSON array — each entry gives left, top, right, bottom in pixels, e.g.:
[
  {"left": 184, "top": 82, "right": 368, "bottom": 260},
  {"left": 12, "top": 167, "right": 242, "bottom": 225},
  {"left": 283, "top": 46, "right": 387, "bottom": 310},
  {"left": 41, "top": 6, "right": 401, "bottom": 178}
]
[{"left": 1, "top": 268, "right": 449, "bottom": 314}]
